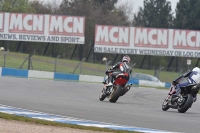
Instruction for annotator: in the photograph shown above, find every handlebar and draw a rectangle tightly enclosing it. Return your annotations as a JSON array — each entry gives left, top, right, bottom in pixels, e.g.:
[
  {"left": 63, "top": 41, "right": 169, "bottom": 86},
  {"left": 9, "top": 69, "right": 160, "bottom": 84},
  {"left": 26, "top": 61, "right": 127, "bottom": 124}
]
[
  {"left": 172, "top": 81, "right": 178, "bottom": 85},
  {"left": 105, "top": 70, "right": 114, "bottom": 74}
]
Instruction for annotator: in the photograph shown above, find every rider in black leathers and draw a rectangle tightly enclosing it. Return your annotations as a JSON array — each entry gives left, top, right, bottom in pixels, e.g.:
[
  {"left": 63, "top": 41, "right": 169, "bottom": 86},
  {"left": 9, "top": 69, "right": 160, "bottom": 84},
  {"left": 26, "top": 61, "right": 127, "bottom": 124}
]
[{"left": 105, "top": 55, "right": 132, "bottom": 87}]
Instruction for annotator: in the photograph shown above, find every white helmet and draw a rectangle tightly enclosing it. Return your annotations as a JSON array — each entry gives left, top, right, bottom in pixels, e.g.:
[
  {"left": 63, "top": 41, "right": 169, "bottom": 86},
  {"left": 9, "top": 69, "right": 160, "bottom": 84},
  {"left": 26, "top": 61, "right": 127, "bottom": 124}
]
[{"left": 192, "top": 67, "right": 200, "bottom": 74}]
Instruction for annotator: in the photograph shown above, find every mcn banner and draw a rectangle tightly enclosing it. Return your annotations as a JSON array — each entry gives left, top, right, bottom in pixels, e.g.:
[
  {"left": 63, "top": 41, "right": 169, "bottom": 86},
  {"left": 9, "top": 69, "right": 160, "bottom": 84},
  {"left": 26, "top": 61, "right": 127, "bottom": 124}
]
[
  {"left": 94, "top": 25, "right": 200, "bottom": 58},
  {"left": 0, "top": 12, "right": 85, "bottom": 44}
]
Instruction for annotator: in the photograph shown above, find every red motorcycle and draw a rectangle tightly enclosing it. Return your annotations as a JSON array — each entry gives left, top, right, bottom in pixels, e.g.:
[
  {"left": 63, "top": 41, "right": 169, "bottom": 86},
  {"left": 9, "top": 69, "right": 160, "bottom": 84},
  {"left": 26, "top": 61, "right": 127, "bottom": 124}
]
[{"left": 99, "top": 70, "right": 132, "bottom": 103}]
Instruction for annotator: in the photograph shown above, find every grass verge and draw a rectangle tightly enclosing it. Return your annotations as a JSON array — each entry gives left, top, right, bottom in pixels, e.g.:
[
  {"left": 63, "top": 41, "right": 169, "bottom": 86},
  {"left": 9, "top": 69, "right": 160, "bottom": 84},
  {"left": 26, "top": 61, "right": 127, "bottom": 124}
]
[
  {"left": 0, "top": 112, "right": 140, "bottom": 133},
  {"left": 0, "top": 51, "right": 180, "bottom": 83}
]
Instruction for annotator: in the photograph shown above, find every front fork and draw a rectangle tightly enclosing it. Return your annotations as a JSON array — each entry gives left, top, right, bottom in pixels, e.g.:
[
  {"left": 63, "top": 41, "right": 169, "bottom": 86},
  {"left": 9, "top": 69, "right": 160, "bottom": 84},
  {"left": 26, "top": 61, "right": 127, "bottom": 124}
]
[
  {"left": 167, "top": 94, "right": 183, "bottom": 107},
  {"left": 103, "top": 84, "right": 113, "bottom": 96},
  {"left": 103, "top": 83, "right": 132, "bottom": 96}
]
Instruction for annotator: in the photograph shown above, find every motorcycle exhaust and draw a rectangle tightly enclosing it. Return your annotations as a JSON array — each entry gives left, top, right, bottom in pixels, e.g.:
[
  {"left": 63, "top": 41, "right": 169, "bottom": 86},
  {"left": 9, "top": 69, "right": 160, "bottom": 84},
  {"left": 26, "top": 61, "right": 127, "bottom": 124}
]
[{"left": 121, "top": 83, "right": 132, "bottom": 96}]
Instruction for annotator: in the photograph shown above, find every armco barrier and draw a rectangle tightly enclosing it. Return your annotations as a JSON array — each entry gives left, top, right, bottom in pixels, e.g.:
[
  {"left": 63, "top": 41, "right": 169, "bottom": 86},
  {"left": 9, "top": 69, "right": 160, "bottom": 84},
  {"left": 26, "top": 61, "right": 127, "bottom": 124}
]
[
  {"left": 79, "top": 75, "right": 104, "bottom": 83},
  {"left": 0, "top": 67, "right": 170, "bottom": 88}
]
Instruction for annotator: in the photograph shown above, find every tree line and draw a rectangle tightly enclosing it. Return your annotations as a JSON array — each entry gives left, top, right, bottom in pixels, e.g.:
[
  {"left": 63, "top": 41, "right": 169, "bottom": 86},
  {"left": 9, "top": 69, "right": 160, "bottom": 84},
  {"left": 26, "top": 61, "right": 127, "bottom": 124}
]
[{"left": 0, "top": 0, "right": 199, "bottom": 72}]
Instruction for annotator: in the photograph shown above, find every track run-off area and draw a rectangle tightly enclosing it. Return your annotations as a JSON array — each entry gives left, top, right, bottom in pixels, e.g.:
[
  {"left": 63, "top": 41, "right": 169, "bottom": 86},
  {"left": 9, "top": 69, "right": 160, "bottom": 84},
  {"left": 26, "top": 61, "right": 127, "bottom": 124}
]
[{"left": 0, "top": 77, "right": 200, "bottom": 133}]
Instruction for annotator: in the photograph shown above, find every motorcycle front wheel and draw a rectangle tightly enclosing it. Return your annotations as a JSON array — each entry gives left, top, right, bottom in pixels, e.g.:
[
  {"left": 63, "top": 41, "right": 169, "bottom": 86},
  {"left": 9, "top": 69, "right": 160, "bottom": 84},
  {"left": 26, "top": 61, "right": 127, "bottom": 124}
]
[
  {"left": 162, "top": 97, "right": 171, "bottom": 111},
  {"left": 99, "top": 90, "right": 107, "bottom": 101}
]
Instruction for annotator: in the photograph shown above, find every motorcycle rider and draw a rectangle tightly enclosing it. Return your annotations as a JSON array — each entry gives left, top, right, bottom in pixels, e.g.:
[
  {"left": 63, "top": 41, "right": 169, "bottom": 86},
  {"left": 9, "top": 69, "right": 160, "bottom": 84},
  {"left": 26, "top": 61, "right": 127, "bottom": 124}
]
[
  {"left": 105, "top": 55, "right": 132, "bottom": 87},
  {"left": 168, "top": 67, "right": 200, "bottom": 102}
]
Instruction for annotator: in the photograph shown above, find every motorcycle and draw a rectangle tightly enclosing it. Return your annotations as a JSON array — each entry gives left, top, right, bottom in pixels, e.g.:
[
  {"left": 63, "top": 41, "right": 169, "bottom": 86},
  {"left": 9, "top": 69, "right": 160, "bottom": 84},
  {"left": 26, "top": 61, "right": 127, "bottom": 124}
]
[
  {"left": 99, "top": 70, "right": 132, "bottom": 103},
  {"left": 162, "top": 80, "right": 200, "bottom": 113}
]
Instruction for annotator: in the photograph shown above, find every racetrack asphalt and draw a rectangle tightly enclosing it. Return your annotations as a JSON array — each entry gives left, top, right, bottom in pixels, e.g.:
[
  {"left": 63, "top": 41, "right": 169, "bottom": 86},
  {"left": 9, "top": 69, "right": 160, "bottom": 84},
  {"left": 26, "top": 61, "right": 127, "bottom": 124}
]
[{"left": 0, "top": 76, "right": 199, "bottom": 133}]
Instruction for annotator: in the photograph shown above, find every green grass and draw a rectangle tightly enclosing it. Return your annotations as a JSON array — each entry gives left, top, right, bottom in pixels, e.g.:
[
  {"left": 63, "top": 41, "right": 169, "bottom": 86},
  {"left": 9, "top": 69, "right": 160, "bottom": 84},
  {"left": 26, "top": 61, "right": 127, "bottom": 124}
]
[
  {"left": 0, "top": 112, "right": 141, "bottom": 133},
  {"left": 0, "top": 51, "right": 180, "bottom": 83}
]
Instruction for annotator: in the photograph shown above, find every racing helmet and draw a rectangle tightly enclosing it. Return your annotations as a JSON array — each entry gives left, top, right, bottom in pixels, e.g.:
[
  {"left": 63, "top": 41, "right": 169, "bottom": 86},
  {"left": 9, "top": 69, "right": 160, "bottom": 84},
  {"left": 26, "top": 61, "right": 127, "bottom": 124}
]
[
  {"left": 192, "top": 67, "right": 200, "bottom": 74},
  {"left": 122, "top": 55, "right": 131, "bottom": 63}
]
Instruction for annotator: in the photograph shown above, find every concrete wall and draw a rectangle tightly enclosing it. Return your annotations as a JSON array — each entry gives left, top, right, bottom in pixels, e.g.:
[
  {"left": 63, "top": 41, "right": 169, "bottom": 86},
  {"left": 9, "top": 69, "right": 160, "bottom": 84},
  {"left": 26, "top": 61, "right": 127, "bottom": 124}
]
[
  {"left": 54, "top": 73, "right": 79, "bottom": 80},
  {"left": 29, "top": 70, "right": 54, "bottom": 79},
  {"left": 79, "top": 75, "right": 104, "bottom": 83},
  {"left": 0, "top": 67, "right": 2, "bottom": 76},
  {"left": 1, "top": 68, "right": 28, "bottom": 77}
]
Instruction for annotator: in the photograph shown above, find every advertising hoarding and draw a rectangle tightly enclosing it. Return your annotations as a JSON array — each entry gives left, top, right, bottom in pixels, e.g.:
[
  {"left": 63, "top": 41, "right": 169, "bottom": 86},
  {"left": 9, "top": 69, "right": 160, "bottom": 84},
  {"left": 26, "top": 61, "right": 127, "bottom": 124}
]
[
  {"left": 94, "top": 25, "right": 200, "bottom": 57},
  {"left": 0, "top": 12, "right": 85, "bottom": 44}
]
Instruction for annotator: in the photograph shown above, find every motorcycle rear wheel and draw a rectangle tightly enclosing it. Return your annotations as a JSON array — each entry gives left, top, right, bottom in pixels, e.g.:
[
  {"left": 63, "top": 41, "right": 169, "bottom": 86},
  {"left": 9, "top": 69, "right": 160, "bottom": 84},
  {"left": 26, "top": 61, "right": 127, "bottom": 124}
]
[
  {"left": 178, "top": 94, "right": 193, "bottom": 113},
  {"left": 109, "top": 84, "right": 122, "bottom": 103}
]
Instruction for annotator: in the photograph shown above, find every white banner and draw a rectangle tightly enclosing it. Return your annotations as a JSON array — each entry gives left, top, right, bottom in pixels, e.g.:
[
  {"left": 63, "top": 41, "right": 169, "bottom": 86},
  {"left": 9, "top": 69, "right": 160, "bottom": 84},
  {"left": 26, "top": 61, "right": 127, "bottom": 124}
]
[
  {"left": 94, "top": 25, "right": 200, "bottom": 57},
  {"left": 0, "top": 12, "right": 85, "bottom": 44}
]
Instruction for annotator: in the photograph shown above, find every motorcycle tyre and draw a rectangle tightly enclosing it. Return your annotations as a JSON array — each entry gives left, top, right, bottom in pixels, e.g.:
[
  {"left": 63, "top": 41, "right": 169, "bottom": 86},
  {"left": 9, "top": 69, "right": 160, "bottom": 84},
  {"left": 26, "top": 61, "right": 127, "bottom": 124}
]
[
  {"left": 162, "top": 98, "right": 171, "bottom": 111},
  {"left": 178, "top": 94, "right": 193, "bottom": 113},
  {"left": 99, "top": 91, "right": 107, "bottom": 101},
  {"left": 120, "top": 85, "right": 131, "bottom": 96},
  {"left": 109, "top": 84, "right": 122, "bottom": 103}
]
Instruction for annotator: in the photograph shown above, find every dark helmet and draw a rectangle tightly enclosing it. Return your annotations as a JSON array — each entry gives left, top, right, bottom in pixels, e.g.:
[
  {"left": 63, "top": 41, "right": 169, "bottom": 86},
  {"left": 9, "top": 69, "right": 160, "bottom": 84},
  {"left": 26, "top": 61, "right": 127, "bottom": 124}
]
[{"left": 122, "top": 55, "right": 131, "bottom": 63}]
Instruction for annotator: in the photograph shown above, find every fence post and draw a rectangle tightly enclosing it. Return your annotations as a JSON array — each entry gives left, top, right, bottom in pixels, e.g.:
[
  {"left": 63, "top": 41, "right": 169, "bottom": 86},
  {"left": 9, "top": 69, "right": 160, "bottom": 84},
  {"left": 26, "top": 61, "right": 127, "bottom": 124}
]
[
  {"left": 4, "top": 50, "right": 9, "bottom": 67},
  {"left": 80, "top": 58, "right": 86, "bottom": 74},
  {"left": 28, "top": 50, "right": 35, "bottom": 70},
  {"left": 28, "top": 56, "right": 31, "bottom": 70},
  {"left": 19, "top": 49, "right": 35, "bottom": 70},
  {"left": 54, "top": 55, "right": 60, "bottom": 72},
  {"left": 157, "top": 66, "right": 164, "bottom": 80},
  {"left": 72, "top": 58, "right": 85, "bottom": 74},
  {"left": 106, "top": 60, "right": 112, "bottom": 70},
  {"left": 178, "top": 69, "right": 183, "bottom": 76}
]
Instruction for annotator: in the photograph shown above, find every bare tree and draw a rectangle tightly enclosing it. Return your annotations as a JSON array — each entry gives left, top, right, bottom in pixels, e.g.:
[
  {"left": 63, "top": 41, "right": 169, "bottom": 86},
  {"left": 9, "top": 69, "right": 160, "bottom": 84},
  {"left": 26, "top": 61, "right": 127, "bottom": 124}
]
[{"left": 115, "top": 0, "right": 135, "bottom": 22}]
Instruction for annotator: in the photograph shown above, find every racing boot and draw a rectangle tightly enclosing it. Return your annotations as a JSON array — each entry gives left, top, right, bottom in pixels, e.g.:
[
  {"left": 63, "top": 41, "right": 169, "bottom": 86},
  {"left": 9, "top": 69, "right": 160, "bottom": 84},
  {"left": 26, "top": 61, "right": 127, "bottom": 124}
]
[
  {"left": 102, "top": 76, "right": 108, "bottom": 84},
  {"left": 107, "top": 75, "right": 113, "bottom": 87}
]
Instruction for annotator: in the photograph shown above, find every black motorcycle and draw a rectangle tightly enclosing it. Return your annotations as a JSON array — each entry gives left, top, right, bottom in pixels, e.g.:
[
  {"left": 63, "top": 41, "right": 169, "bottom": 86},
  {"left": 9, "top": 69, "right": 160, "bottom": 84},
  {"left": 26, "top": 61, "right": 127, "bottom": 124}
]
[{"left": 162, "top": 81, "right": 200, "bottom": 113}]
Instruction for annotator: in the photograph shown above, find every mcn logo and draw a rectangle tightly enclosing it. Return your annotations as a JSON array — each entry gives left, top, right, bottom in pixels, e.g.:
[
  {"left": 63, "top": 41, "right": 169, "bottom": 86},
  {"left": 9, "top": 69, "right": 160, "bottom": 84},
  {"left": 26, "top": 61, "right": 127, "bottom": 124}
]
[
  {"left": 49, "top": 15, "right": 85, "bottom": 36},
  {"left": 9, "top": 13, "right": 44, "bottom": 34},
  {"left": 134, "top": 28, "right": 168, "bottom": 48},
  {"left": 95, "top": 25, "right": 130, "bottom": 46},
  {"left": 173, "top": 30, "right": 200, "bottom": 50}
]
